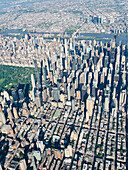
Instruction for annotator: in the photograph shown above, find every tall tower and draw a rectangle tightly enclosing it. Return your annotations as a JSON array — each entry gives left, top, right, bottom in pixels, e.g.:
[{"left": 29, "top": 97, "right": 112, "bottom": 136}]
[
  {"left": 31, "top": 74, "right": 36, "bottom": 89},
  {"left": 33, "top": 59, "right": 41, "bottom": 90},
  {"left": 86, "top": 95, "right": 94, "bottom": 116},
  {"left": 33, "top": 58, "right": 42, "bottom": 106},
  {"left": 7, "top": 108, "right": 13, "bottom": 122},
  {"left": 101, "top": 16, "right": 104, "bottom": 24},
  {"left": 64, "top": 39, "right": 68, "bottom": 70},
  {"left": 81, "top": 85, "right": 87, "bottom": 102},
  {"left": 13, "top": 107, "right": 19, "bottom": 119},
  {"left": 31, "top": 74, "right": 36, "bottom": 102},
  {"left": 19, "top": 159, "right": 27, "bottom": 170},
  {"left": 0, "top": 111, "right": 6, "bottom": 127},
  {"left": 53, "top": 87, "right": 60, "bottom": 102},
  {"left": 67, "top": 83, "right": 71, "bottom": 101}
]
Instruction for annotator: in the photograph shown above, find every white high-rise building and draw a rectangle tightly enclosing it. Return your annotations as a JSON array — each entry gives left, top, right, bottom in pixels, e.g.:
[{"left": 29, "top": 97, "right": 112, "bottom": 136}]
[
  {"left": 19, "top": 159, "right": 27, "bottom": 170},
  {"left": 0, "top": 111, "right": 6, "bottom": 127}
]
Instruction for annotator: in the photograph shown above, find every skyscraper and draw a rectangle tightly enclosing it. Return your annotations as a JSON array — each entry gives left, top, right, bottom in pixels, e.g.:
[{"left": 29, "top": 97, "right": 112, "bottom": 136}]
[
  {"left": 18, "top": 89, "right": 24, "bottom": 101},
  {"left": 11, "top": 89, "right": 18, "bottom": 102},
  {"left": 81, "top": 85, "right": 87, "bottom": 102},
  {"left": 64, "top": 39, "right": 68, "bottom": 70},
  {"left": 31, "top": 74, "right": 36, "bottom": 89},
  {"left": 67, "top": 83, "right": 71, "bottom": 101},
  {"left": 33, "top": 59, "right": 41, "bottom": 90},
  {"left": 19, "top": 159, "right": 27, "bottom": 170},
  {"left": 53, "top": 87, "right": 60, "bottom": 102},
  {"left": 101, "top": 16, "right": 104, "bottom": 24},
  {"left": 13, "top": 107, "right": 19, "bottom": 119},
  {"left": 31, "top": 74, "right": 36, "bottom": 101},
  {"left": 7, "top": 108, "right": 13, "bottom": 122},
  {"left": 86, "top": 95, "right": 94, "bottom": 116},
  {"left": 33, "top": 59, "right": 42, "bottom": 106},
  {"left": 0, "top": 111, "right": 6, "bottom": 127}
]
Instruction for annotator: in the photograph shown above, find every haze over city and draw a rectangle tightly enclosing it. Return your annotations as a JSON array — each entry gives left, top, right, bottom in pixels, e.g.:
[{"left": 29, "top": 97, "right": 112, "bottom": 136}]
[{"left": 0, "top": 0, "right": 127, "bottom": 170}]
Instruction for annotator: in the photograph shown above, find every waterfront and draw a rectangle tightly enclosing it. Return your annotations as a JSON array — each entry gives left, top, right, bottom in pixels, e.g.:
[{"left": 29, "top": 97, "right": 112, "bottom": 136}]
[{"left": 0, "top": 29, "right": 128, "bottom": 45}]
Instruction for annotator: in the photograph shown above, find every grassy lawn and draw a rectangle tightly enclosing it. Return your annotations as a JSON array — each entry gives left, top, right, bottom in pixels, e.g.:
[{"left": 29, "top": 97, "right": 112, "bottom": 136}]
[{"left": 0, "top": 65, "right": 35, "bottom": 91}]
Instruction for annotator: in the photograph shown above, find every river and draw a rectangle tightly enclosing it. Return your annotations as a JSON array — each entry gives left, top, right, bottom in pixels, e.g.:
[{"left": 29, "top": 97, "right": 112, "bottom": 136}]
[{"left": 0, "top": 29, "right": 128, "bottom": 45}]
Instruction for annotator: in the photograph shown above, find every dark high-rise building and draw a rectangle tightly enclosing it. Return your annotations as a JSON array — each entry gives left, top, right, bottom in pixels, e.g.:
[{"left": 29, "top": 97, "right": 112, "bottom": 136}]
[
  {"left": 34, "top": 59, "right": 42, "bottom": 106},
  {"left": 104, "top": 56, "right": 109, "bottom": 67},
  {"left": 62, "top": 57, "right": 65, "bottom": 69},
  {"left": 91, "top": 86, "right": 96, "bottom": 98},
  {"left": 11, "top": 89, "right": 18, "bottom": 102},
  {"left": 33, "top": 59, "right": 41, "bottom": 90},
  {"left": 81, "top": 85, "right": 87, "bottom": 102},
  {"left": 18, "top": 89, "right": 24, "bottom": 101}
]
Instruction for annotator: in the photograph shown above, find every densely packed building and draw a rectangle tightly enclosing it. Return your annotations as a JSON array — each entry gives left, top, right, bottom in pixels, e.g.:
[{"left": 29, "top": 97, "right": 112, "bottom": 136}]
[{"left": 0, "top": 35, "right": 127, "bottom": 169}]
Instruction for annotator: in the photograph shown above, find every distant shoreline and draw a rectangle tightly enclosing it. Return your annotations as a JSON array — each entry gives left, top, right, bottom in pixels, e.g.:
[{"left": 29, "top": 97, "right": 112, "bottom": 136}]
[{"left": 0, "top": 29, "right": 127, "bottom": 45}]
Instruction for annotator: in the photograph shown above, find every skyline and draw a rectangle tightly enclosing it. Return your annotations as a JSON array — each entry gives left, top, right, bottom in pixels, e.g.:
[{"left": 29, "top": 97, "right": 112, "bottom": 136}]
[{"left": 0, "top": 0, "right": 128, "bottom": 170}]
